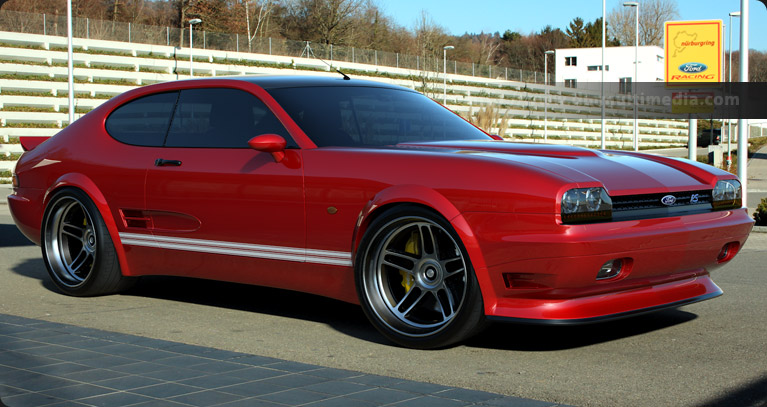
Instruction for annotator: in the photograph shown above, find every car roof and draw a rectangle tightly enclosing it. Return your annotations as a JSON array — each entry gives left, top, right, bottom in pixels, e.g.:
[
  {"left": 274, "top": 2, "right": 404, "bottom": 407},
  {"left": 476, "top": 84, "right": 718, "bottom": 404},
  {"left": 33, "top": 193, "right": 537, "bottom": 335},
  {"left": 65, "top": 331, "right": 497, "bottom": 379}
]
[{"left": 236, "top": 75, "right": 415, "bottom": 92}]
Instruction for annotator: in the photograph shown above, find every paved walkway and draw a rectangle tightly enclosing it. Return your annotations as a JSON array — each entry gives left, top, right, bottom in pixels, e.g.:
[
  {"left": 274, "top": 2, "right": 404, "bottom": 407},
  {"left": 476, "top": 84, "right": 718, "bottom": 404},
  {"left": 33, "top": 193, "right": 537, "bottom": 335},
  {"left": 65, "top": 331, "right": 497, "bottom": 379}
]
[{"left": 0, "top": 314, "right": 564, "bottom": 407}]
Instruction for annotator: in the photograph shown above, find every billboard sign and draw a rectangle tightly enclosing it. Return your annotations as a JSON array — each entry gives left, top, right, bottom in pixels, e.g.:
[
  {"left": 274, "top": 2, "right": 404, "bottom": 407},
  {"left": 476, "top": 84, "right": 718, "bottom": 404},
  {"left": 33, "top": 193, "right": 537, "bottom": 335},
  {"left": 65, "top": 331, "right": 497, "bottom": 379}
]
[{"left": 664, "top": 20, "right": 723, "bottom": 87}]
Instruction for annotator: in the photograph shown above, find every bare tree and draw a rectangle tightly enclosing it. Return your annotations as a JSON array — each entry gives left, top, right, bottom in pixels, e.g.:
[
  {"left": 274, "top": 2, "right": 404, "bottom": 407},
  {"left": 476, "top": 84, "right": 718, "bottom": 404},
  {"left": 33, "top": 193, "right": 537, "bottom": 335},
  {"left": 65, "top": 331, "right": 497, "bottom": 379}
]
[
  {"left": 284, "top": 0, "right": 364, "bottom": 45},
  {"left": 413, "top": 10, "right": 448, "bottom": 72},
  {"left": 474, "top": 32, "right": 501, "bottom": 65},
  {"left": 608, "top": 0, "right": 679, "bottom": 46},
  {"left": 244, "top": 0, "right": 275, "bottom": 51}
]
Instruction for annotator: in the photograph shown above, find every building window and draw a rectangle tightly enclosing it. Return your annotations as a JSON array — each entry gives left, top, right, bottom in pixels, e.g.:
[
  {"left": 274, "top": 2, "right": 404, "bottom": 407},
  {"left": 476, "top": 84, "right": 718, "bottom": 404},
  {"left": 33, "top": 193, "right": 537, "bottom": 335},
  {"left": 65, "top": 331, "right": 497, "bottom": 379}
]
[
  {"left": 565, "top": 79, "right": 577, "bottom": 88},
  {"left": 587, "top": 65, "right": 610, "bottom": 71},
  {"left": 619, "top": 77, "right": 633, "bottom": 94},
  {"left": 565, "top": 57, "right": 577, "bottom": 66}
]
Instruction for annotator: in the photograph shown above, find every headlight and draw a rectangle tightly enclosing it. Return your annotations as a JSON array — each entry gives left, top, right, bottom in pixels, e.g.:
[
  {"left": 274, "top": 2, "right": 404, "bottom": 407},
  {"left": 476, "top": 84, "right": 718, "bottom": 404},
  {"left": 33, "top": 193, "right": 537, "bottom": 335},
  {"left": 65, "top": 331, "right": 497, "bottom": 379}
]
[
  {"left": 561, "top": 187, "right": 612, "bottom": 224},
  {"left": 712, "top": 180, "right": 741, "bottom": 210}
]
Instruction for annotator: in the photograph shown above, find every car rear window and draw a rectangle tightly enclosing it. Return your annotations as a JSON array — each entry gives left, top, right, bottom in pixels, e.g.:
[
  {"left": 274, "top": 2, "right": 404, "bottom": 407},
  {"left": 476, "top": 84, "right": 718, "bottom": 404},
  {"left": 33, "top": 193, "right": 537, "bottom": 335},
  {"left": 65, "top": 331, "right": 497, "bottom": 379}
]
[
  {"left": 105, "top": 91, "right": 178, "bottom": 147},
  {"left": 267, "top": 86, "right": 491, "bottom": 147}
]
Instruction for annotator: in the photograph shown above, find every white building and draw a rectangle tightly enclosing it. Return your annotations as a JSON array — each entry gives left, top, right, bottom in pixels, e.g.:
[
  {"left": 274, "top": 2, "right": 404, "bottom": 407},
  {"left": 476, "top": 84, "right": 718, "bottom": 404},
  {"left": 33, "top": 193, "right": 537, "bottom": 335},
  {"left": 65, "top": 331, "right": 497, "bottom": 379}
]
[{"left": 554, "top": 46, "right": 665, "bottom": 90}]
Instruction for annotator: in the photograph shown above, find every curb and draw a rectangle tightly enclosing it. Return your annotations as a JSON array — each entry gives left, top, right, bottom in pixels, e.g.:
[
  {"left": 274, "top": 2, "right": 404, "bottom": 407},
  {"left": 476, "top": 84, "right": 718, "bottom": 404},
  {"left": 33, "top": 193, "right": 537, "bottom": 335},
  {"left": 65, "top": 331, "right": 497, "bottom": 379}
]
[{"left": 753, "top": 225, "right": 767, "bottom": 234}]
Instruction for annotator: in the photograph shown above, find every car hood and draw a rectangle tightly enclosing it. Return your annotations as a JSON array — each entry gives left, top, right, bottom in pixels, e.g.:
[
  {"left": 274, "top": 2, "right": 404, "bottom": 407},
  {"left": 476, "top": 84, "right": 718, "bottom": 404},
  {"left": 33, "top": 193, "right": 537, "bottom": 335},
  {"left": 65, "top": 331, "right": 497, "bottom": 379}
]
[{"left": 397, "top": 141, "right": 719, "bottom": 195}]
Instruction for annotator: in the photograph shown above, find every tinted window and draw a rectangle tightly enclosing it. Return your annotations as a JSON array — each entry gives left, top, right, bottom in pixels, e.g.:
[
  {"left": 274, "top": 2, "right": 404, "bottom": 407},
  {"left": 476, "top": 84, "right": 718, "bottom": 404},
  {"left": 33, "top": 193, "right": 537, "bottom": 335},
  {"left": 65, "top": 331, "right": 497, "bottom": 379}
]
[
  {"left": 268, "top": 86, "right": 491, "bottom": 147},
  {"left": 105, "top": 92, "right": 178, "bottom": 147},
  {"left": 164, "top": 88, "right": 293, "bottom": 148}
]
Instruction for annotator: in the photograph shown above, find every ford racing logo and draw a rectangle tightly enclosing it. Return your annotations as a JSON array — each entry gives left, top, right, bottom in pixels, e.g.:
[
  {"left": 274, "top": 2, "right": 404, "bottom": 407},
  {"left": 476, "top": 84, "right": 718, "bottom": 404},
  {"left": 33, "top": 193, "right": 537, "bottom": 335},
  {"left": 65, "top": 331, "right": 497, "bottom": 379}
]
[
  {"left": 679, "top": 62, "right": 708, "bottom": 73},
  {"left": 661, "top": 195, "right": 677, "bottom": 206}
]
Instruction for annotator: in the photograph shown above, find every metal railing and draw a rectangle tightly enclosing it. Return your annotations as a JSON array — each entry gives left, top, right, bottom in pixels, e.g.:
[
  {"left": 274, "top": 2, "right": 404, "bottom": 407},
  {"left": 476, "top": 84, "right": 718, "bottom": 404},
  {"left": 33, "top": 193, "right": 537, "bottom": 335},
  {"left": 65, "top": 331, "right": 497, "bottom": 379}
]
[{"left": 0, "top": 9, "right": 546, "bottom": 83}]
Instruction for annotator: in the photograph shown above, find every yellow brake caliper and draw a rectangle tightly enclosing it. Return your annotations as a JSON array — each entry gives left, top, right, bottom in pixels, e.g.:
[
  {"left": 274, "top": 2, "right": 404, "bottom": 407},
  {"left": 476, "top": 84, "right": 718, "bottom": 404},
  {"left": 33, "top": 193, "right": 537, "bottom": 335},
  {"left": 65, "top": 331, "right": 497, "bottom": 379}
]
[{"left": 401, "top": 231, "right": 419, "bottom": 292}]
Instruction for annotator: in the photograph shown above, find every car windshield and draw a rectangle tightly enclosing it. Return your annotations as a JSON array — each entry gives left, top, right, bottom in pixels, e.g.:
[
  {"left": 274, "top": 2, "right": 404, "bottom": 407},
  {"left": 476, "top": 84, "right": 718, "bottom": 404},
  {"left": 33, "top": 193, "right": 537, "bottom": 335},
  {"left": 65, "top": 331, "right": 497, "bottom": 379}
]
[{"left": 267, "top": 86, "right": 491, "bottom": 147}]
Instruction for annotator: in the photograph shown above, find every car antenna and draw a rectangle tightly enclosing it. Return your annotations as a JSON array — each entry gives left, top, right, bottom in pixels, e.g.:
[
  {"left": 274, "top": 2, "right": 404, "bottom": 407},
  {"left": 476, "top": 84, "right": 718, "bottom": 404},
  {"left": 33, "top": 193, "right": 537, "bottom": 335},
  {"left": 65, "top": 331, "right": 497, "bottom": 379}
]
[{"left": 301, "top": 41, "right": 351, "bottom": 80}]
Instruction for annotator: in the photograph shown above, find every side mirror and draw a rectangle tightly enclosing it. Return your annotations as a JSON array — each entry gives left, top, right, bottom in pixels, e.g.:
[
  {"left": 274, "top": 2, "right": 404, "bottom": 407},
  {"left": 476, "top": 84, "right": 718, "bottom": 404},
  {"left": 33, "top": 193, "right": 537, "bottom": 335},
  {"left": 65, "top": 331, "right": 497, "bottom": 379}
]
[{"left": 248, "top": 134, "right": 287, "bottom": 163}]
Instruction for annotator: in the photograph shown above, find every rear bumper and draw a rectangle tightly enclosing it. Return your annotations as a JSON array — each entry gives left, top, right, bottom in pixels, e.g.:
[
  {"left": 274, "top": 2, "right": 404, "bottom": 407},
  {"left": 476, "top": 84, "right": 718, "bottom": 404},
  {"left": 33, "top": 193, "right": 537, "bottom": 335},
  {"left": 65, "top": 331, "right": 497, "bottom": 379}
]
[
  {"left": 463, "top": 209, "right": 753, "bottom": 321},
  {"left": 7, "top": 187, "right": 45, "bottom": 246}
]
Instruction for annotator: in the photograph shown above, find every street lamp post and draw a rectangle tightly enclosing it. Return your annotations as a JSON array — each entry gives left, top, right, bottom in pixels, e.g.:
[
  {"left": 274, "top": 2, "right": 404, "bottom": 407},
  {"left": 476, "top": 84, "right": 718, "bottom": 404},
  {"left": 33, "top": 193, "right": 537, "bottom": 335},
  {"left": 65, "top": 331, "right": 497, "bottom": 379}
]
[
  {"left": 624, "top": 1, "right": 639, "bottom": 151},
  {"left": 544, "top": 50, "right": 555, "bottom": 142},
  {"left": 66, "top": 0, "right": 74, "bottom": 125},
  {"left": 727, "top": 11, "right": 741, "bottom": 167},
  {"left": 737, "top": 0, "right": 749, "bottom": 208},
  {"left": 188, "top": 18, "right": 202, "bottom": 77},
  {"left": 601, "top": 0, "right": 606, "bottom": 149},
  {"left": 443, "top": 45, "right": 454, "bottom": 105}
]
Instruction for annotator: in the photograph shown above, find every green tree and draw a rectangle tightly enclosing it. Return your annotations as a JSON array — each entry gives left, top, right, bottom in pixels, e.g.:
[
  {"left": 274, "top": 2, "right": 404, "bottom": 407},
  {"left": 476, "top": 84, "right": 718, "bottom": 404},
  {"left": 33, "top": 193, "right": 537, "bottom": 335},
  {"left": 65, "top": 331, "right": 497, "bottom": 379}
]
[{"left": 566, "top": 17, "right": 587, "bottom": 47}]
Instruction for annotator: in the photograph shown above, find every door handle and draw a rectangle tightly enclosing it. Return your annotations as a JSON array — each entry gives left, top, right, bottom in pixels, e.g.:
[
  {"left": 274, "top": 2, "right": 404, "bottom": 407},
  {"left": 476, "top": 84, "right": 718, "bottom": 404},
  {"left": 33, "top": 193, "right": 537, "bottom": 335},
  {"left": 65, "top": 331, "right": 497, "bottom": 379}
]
[{"left": 154, "top": 158, "right": 182, "bottom": 167}]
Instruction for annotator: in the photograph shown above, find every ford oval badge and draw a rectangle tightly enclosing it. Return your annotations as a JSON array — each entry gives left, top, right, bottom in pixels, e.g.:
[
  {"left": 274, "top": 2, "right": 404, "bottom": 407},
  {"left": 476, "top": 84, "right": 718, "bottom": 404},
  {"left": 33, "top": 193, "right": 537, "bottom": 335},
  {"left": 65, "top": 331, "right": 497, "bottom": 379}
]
[
  {"left": 661, "top": 195, "right": 677, "bottom": 206},
  {"left": 679, "top": 62, "right": 708, "bottom": 73}
]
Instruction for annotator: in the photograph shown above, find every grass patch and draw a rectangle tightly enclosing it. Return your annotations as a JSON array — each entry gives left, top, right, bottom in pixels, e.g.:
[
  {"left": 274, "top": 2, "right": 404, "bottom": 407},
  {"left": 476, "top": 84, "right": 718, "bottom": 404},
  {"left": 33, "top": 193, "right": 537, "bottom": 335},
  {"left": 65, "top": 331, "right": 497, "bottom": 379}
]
[
  {"left": 91, "top": 78, "right": 137, "bottom": 85},
  {"left": 90, "top": 63, "right": 136, "bottom": 71},
  {"left": 140, "top": 66, "right": 169, "bottom": 74},
  {"left": 0, "top": 90, "right": 52, "bottom": 97},
  {"left": 0, "top": 153, "right": 22, "bottom": 161},
  {"left": 2, "top": 106, "right": 56, "bottom": 113},
  {"left": 60, "top": 107, "right": 93, "bottom": 114},
  {"left": 0, "top": 42, "right": 46, "bottom": 51},
  {"left": 5, "top": 123, "right": 61, "bottom": 128}
]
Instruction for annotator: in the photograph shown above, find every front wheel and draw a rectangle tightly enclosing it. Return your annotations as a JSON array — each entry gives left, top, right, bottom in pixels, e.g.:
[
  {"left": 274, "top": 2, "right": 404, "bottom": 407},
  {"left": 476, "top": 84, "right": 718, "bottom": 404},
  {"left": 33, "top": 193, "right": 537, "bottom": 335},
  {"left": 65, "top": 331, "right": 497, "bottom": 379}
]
[
  {"left": 355, "top": 205, "right": 485, "bottom": 349},
  {"left": 41, "top": 188, "right": 134, "bottom": 296}
]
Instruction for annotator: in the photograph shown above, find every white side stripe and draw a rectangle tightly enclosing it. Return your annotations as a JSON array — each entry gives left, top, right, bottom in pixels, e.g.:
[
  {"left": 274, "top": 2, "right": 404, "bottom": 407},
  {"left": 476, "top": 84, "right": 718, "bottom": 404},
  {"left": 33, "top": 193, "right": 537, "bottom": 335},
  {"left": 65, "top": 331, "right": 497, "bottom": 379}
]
[{"left": 119, "top": 232, "right": 352, "bottom": 266}]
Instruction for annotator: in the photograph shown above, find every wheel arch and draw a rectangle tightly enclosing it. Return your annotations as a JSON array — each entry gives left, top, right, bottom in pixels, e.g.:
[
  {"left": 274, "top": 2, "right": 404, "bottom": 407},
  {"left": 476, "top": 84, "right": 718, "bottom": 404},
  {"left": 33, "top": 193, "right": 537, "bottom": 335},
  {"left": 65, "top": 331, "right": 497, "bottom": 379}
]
[
  {"left": 351, "top": 185, "right": 492, "bottom": 307},
  {"left": 44, "top": 173, "right": 134, "bottom": 277}
]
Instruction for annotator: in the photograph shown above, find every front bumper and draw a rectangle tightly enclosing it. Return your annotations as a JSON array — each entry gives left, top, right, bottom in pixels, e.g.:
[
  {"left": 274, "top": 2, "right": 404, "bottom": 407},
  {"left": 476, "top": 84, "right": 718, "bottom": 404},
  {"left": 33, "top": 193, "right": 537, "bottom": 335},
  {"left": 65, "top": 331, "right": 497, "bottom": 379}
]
[{"left": 463, "top": 209, "right": 753, "bottom": 322}]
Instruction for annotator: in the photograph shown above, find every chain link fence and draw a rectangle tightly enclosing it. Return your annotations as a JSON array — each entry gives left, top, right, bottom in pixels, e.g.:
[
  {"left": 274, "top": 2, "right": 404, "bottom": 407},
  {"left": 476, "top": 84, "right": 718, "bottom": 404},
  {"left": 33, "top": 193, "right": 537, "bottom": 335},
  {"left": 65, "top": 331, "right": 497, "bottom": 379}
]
[{"left": 0, "top": 9, "right": 547, "bottom": 84}]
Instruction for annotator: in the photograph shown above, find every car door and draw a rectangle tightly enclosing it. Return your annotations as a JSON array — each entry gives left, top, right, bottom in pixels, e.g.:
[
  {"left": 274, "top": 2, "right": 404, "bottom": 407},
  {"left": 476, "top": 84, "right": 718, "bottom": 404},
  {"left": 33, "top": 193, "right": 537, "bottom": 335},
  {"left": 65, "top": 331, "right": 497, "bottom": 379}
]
[
  {"left": 141, "top": 87, "right": 307, "bottom": 285},
  {"left": 101, "top": 91, "right": 179, "bottom": 276}
]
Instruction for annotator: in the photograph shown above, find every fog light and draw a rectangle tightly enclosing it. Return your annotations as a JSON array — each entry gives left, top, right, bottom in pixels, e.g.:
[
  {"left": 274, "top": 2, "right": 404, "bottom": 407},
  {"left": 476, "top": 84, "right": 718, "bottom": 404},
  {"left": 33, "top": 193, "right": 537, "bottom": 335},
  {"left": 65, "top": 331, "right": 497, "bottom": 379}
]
[
  {"left": 596, "top": 259, "right": 623, "bottom": 280},
  {"left": 717, "top": 242, "right": 740, "bottom": 263}
]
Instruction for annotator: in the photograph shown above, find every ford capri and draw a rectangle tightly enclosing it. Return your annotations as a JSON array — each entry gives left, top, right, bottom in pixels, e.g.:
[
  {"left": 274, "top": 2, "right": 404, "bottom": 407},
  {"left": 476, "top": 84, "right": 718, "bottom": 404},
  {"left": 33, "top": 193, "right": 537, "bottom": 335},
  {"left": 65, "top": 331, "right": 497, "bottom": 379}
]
[{"left": 7, "top": 76, "right": 753, "bottom": 348}]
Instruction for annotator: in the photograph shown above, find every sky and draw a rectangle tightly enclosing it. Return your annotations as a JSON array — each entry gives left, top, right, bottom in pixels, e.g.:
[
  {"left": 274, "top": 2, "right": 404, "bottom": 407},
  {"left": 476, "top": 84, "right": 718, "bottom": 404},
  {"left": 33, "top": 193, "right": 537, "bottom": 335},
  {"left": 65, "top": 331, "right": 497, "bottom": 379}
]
[{"left": 379, "top": 0, "right": 767, "bottom": 51}]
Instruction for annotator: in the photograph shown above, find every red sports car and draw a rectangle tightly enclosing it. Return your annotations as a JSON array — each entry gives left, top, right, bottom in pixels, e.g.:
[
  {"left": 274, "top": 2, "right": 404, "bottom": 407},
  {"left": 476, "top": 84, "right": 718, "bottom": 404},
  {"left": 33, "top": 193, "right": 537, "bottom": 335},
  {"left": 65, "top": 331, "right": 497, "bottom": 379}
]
[{"left": 7, "top": 76, "right": 753, "bottom": 348}]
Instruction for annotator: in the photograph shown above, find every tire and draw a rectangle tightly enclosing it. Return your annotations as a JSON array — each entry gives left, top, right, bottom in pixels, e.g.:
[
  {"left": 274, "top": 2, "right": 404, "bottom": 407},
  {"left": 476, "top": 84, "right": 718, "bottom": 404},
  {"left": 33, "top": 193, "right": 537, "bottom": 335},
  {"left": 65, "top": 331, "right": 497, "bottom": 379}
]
[
  {"left": 355, "top": 205, "right": 486, "bottom": 349},
  {"left": 41, "top": 188, "right": 135, "bottom": 296}
]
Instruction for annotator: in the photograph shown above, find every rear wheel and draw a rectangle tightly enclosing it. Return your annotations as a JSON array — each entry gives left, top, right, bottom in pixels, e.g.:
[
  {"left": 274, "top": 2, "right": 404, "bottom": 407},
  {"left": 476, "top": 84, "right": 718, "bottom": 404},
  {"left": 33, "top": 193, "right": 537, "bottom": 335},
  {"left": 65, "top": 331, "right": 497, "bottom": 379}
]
[
  {"left": 356, "top": 205, "right": 485, "bottom": 349},
  {"left": 42, "top": 189, "right": 134, "bottom": 296}
]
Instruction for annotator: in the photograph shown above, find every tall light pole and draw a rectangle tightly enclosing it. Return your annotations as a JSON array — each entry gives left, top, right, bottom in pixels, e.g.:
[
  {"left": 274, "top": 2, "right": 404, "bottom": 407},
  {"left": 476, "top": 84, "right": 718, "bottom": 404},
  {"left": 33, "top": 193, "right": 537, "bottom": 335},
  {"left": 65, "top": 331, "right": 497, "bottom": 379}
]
[
  {"left": 624, "top": 1, "right": 639, "bottom": 151},
  {"left": 443, "top": 45, "right": 454, "bottom": 105},
  {"left": 544, "top": 50, "right": 555, "bottom": 142},
  {"left": 188, "top": 18, "right": 202, "bottom": 77},
  {"left": 728, "top": 11, "right": 741, "bottom": 168},
  {"left": 737, "top": 0, "right": 749, "bottom": 208},
  {"left": 600, "top": 0, "right": 606, "bottom": 150}
]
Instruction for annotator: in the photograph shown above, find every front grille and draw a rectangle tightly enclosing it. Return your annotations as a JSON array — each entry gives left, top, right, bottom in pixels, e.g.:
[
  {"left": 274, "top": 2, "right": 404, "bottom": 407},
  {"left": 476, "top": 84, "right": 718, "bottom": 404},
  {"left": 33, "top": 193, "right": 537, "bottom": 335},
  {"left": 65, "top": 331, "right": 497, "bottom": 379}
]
[
  {"left": 612, "top": 190, "right": 712, "bottom": 212},
  {"left": 610, "top": 190, "right": 713, "bottom": 221}
]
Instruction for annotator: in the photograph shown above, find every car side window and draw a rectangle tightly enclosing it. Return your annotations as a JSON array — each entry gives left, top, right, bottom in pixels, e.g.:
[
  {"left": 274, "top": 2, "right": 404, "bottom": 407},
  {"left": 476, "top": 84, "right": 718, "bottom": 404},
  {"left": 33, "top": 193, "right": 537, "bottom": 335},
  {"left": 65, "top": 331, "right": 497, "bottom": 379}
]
[
  {"left": 105, "top": 91, "right": 178, "bottom": 147},
  {"left": 164, "top": 88, "right": 294, "bottom": 148}
]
